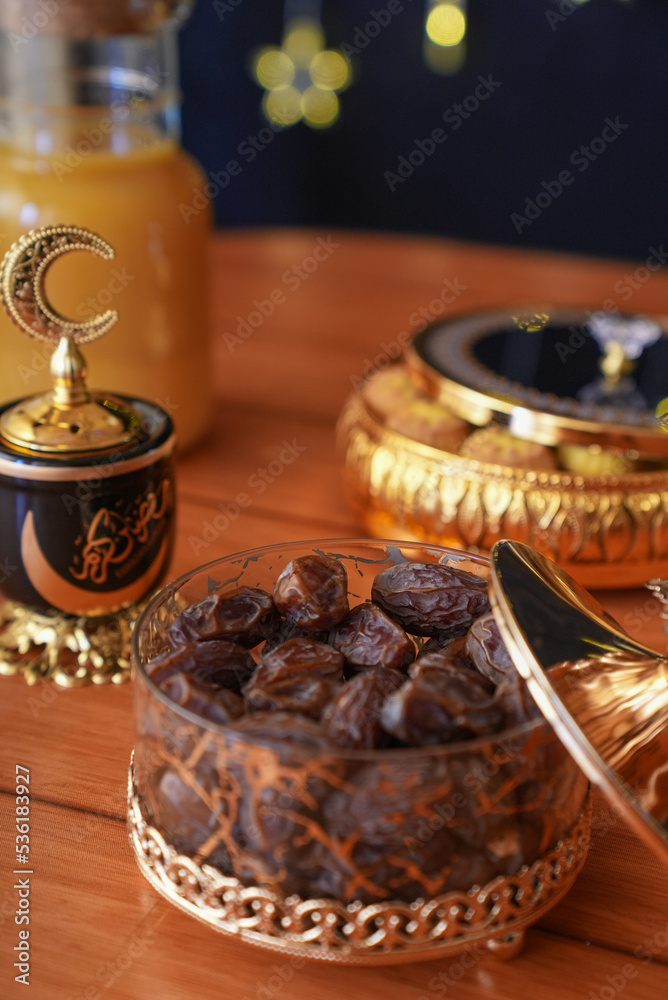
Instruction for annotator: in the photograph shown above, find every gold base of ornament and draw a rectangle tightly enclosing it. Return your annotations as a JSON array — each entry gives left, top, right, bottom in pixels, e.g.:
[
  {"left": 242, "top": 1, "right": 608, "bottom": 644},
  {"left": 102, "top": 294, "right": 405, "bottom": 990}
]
[
  {"left": 127, "top": 761, "right": 592, "bottom": 965},
  {"left": 0, "top": 599, "right": 146, "bottom": 686}
]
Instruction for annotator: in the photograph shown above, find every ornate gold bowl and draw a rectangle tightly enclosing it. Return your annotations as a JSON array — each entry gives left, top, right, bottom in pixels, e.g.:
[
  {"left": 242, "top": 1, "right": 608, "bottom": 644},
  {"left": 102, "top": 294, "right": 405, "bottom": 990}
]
[
  {"left": 337, "top": 392, "right": 668, "bottom": 590},
  {"left": 338, "top": 306, "right": 668, "bottom": 589},
  {"left": 128, "top": 540, "right": 591, "bottom": 963}
]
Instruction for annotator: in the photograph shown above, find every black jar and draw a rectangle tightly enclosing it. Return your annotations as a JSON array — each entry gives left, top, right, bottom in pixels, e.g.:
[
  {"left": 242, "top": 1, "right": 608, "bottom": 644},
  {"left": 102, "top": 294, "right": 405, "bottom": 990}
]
[{"left": 0, "top": 397, "right": 175, "bottom": 616}]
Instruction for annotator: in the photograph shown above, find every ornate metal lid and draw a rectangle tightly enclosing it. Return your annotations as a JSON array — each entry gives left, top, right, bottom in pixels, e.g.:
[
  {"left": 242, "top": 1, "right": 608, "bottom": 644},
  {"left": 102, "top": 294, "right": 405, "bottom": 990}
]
[
  {"left": 406, "top": 306, "right": 668, "bottom": 456},
  {"left": 0, "top": 226, "right": 142, "bottom": 455},
  {"left": 489, "top": 538, "right": 668, "bottom": 865}
]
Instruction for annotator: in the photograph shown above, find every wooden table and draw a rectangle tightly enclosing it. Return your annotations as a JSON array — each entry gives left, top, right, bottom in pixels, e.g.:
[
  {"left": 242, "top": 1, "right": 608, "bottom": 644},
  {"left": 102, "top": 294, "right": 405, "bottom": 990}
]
[{"left": 1, "top": 230, "right": 668, "bottom": 1000}]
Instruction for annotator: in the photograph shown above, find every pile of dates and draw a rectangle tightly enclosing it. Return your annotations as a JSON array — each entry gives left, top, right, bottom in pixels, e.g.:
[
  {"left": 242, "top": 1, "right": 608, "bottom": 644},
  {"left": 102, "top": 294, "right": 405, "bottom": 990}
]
[
  {"left": 142, "top": 553, "right": 586, "bottom": 903},
  {"left": 147, "top": 554, "right": 540, "bottom": 749}
]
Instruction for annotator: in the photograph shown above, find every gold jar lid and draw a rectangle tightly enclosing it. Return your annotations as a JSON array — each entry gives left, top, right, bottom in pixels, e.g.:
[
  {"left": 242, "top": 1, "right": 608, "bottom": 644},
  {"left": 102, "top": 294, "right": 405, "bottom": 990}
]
[
  {"left": 405, "top": 306, "right": 668, "bottom": 457},
  {"left": 490, "top": 538, "right": 668, "bottom": 864},
  {"left": 0, "top": 226, "right": 142, "bottom": 456}
]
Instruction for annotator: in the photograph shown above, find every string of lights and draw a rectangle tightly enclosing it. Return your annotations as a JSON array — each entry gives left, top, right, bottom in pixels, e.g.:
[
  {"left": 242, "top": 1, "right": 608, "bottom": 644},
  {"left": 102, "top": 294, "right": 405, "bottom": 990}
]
[{"left": 252, "top": 0, "right": 634, "bottom": 129}]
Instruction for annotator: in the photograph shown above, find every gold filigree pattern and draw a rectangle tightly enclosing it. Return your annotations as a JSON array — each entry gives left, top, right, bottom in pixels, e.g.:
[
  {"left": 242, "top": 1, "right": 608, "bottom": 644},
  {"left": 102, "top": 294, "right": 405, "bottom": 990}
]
[
  {"left": 337, "top": 395, "right": 668, "bottom": 589},
  {"left": 128, "top": 761, "right": 591, "bottom": 963},
  {"left": 0, "top": 599, "right": 145, "bottom": 685},
  {"left": 0, "top": 225, "right": 118, "bottom": 345}
]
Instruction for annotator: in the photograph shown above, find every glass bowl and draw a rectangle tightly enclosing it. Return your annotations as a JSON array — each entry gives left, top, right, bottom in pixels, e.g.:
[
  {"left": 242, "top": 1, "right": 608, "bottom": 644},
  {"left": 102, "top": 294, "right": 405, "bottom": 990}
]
[{"left": 128, "top": 539, "right": 590, "bottom": 964}]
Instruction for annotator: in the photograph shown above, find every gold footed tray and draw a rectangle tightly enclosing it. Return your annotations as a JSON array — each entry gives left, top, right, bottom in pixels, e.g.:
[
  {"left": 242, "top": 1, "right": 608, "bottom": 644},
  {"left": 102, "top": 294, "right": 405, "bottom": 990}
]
[
  {"left": 0, "top": 599, "right": 144, "bottom": 686},
  {"left": 127, "top": 762, "right": 592, "bottom": 965},
  {"left": 337, "top": 392, "right": 668, "bottom": 590}
]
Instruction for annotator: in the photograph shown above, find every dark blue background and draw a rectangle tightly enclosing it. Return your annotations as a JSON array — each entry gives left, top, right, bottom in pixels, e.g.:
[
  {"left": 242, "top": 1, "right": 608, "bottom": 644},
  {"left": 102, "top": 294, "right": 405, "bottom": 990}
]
[{"left": 178, "top": 0, "right": 668, "bottom": 260}]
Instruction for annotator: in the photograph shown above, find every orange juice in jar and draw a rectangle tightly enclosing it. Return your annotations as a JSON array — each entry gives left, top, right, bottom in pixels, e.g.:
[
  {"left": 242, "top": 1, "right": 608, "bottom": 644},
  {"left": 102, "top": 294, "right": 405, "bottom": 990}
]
[{"left": 0, "top": 0, "right": 212, "bottom": 449}]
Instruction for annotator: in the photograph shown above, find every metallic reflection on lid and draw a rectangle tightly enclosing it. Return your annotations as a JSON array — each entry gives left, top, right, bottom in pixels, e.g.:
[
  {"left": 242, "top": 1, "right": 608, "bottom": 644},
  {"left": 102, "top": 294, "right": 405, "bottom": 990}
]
[{"left": 489, "top": 538, "right": 668, "bottom": 864}]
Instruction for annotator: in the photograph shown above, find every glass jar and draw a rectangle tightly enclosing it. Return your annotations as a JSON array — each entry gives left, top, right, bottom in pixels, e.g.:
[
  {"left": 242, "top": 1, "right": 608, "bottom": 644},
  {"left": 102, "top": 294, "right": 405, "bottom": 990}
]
[{"left": 0, "top": 0, "right": 212, "bottom": 449}]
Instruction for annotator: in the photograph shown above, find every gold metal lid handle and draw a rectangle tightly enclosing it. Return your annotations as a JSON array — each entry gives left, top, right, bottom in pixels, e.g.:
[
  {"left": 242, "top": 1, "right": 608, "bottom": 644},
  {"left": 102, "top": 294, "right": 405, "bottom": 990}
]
[{"left": 0, "top": 225, "right": 118, "bottom": 346}]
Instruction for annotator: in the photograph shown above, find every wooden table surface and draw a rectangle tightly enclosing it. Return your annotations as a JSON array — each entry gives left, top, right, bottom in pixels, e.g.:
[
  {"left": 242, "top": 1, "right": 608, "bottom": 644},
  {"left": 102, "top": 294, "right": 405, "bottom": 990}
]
[{"left": 1, "top": 229, "right": 668, "bottom": 999}]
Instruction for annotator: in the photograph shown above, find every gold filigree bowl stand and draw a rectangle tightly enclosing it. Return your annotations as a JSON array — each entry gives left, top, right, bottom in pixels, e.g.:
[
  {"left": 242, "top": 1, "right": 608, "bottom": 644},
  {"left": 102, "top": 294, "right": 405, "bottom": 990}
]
[
  {"left": 127, "top": 760, "right": 592, "bottom": 965},
  {"left": 0, "top": 599, "right": 146, "bottom": 686}
]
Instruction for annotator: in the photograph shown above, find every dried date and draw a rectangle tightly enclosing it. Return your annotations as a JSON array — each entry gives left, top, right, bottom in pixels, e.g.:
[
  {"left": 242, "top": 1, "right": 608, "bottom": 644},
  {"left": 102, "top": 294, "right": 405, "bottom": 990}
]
[
  {"left": 152, "top": 768, "right": 230, "bottom": 869},
  {"left": 225, "top": 710, "right": 338, "bottom": 753},
  {"left": 465, "top": 612, "right": 514, "bottom": 684},
  {"left": 322, "top": 667, "right": 404, "bottom": 748},
  {"left": 161, "top": 673, "right": 245, "bottom": 725},
  {"left": 244, "top": 674, "right": 341, "bottom": 720},
  {"left": 169, "top": 587, "right": 279, "bottom": 647},
  {"left": 261, "top": 619, "right": 328, "bottom": 654},
  {"left": 411, "top": 636, "right": 472, "bottom": 675},
  {"left": 381, "top": 655, "right": 503, "bottom": 746},
  {"left": 493, "top": 672, "right": 541, "bottom": 728},
  {"left": 328, "top": 603, "right": 415, "bottom": 676},
  {"left": 371, "top": 562, "right": 489, "bottom": 638},
  {"left": 321, "top": 754, "right": 479, "bottom": 902},
  {"left": 243, "top": 637, "right": 344, "bottom": 719},
  {"left": 273, "top": 554, "right": 349, "bottom": 629},
  {"left": 224, "top": 712, "right": 343, "bottom": 897},
  {"left": 253, "top": 637, "right": 344, "bottom": 685},
  {"left": 147, "top": 639, "right": 256, "bottom": 694}
]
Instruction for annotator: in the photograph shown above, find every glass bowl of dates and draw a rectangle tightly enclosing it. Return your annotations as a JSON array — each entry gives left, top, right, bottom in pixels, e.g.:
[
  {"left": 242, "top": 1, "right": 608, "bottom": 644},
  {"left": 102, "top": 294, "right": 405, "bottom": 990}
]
[{"left": 128, "top": 539, "right": 591, "bottom": 964}]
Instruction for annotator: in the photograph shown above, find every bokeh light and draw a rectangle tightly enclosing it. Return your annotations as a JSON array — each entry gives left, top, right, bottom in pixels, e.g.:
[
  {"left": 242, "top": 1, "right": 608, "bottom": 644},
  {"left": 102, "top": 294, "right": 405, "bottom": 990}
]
[
  {"left": 284, "top": 20, "right": 325, "bottom": 68},
  {"left": 426, "top": 3, "right": 467, "bottom": 47},
  {"left": 264, "top": 87, "right": 302, "bottom": 127},
  {"left": 301, "top": 87, "right": 339, "bottom": 128},
  {"left": 254, "top": 49, "right": 294, "bottom": 90},
  {"left": 655, "top": 397, "right": 668, "bottom": 431},
  {"left": 310, "top": 50, "right": 350, "bottom": 92},
  {"left": 253, "top": 19, "right": 351, "bottom": 129}
]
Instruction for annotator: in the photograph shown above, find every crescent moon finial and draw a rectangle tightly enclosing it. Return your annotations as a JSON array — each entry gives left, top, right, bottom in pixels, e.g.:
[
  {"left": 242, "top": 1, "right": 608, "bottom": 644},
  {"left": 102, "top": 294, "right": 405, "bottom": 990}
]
[{"left": 0, "top": 225, "right": 118, "bottom": 346}]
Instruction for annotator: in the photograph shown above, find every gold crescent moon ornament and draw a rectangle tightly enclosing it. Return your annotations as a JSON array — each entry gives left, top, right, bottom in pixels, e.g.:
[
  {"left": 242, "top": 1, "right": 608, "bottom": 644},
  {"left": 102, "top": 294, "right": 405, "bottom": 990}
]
[
  {"left": 0, "top": 224, "right": 177, "bottom": 687},
  {"left": 0, "top": 224, "right": 119, "bottom": 345},
  {"left": 0, "top": 224, "right": 140, "bottom": 453}
]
